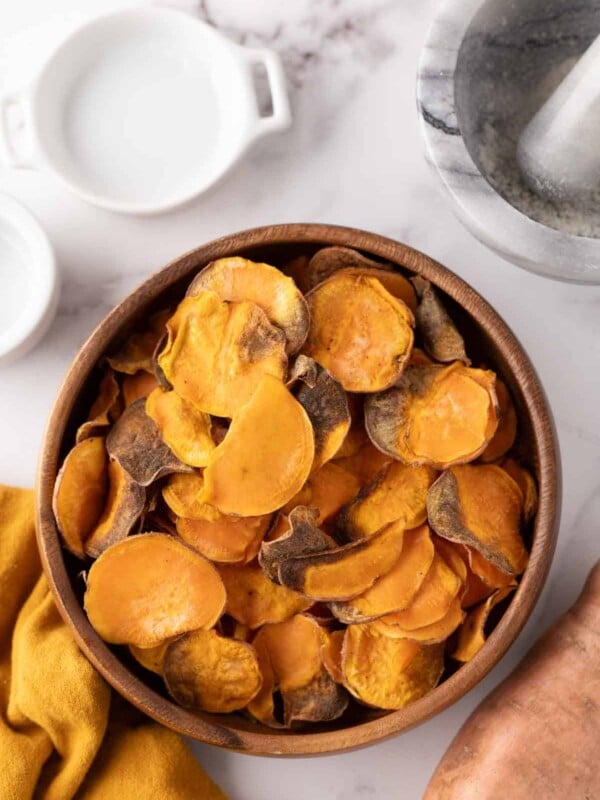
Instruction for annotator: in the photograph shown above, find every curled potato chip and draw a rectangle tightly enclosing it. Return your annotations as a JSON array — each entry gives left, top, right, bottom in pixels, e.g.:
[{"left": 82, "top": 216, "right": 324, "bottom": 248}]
[
  {"left": 374, "top": 596, "right": 465, "bottom": 643},
  {"left": 187, "top": 257, "right": 310, "bottom": 354},
  {"left": 122, "top": 370, "right": 159, "bottom": 407},
  {"left": 259, "top": 507, "right": 335, "bottom": 583},
  {"left": 365, "top": 363, "right": 498, "bottom": 468},
  {"left": 500, "top": 457, "right": 538, "bottom": 523},
  {"left": 84, "top": 459, "right": 146, "bottom": 558},
  {"left": 84, "top": 533, "right": 226, "bottom": 647},
  {"left": 428, "top": 464, "right": 528, "bottom": 575},
  {"left": 106, "top": 398, "right": 192, "bottom": 486},
  {"left": 163, "top": 628, "right": 262, "bottom": 712},
  {"left": 201, "top": 375, "right": 314, "bottom": 516},
  {"left": 303, "top": 272, "right": 414, "bottom": 393},
  {"left": 331, "top": 524, "right": 435, "bottom": 623},
  {"left": 480, "top": 379, "right": 517, "bottom": 462},
  {"left": 107, "top": 309, "right": 170, "bottom": 375},
  {"left": 342, "top": 624, "right": 444, "bottom": 710},
  {"left": 453, "top": 586, "right": 515, "bottom": 662},
  {"left": 289, "top": 357, "right": 351, "bottom": 470},
  {"left": 375, "top": 552, "right": 463, "bottom": 633},
  {"left": 286, "top": 462, "right": 360, "bottom": 525},
  {"left": 411, "top": 277, "right": 469, "bottom": 364},
  {"left": 278, "top": 518, "right": 405, "bottom": 602},
  {"left": 321, "top": 629, "right": 345, "bottom": 683},
  {"left": 146, "top": 388, "right": 214, "bottom": 468},
  {"left": 129, "top": 640, "right": 171, "bottom": 674},
  {"left": 157, "top": 292, "right": 287, "bottom": 418},
  {"left": 219, "top": 562, "right": 312, "bottom": 628},
  {"left": 177, "top": 511, "right": 270, "bottom": 564},
  {"left": 53, "top": 437, "right": 108, "bottom": 557},
  {"left": 76, "top": 369, "right": 121, "bottom": 442},
  {"left": 338, "top": 462, "right": 438, "bottom": 540}
]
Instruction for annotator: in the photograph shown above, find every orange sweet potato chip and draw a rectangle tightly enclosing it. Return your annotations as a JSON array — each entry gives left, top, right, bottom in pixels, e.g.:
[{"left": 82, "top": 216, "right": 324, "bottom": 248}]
[
  {"left": 480, "top": 379, "right": 517, "bottom": 462},
  {"left": 187, "top": 257, "right": 309, "bottom": 354},
  {"left": 129, "top": 640, "right": 171, "bottom": 675},
  {"left": 259, "top": 506, "right": 335, "bottom": 582},
  {"left": 107, "top": 309, "right": 170, "bottom": 375},
  {"left": 157, "top": 292, "right": 287, "bottom": 418},
  {"left": 76, "top": 369, "right": 121, "bottom": 442},
  {"left": 286, "top": 462, "right": 360, "bottom": 526},
  {"left": 121, "top": 371, "right": 159, "bottom": 408},
  {"left": 374, "top": 596, "right": 465, "bottom": 643},
  {"left": 303, "top": 272, "right": 414, "bottom": 392},
  {"left": 500, "top": 457, "right": 538, "bottom": 523},
  {"left": 177, "top": 510, "right": 271, "bottom": 564},
  {"left": 453, "top": 586, "right": 515, "bottom": 662},
  {"left": 146, "top": 388, "right": 214, "bottom": 468},
  {"left": 320, "top": 629, "right": 345, "bottom": 684}
]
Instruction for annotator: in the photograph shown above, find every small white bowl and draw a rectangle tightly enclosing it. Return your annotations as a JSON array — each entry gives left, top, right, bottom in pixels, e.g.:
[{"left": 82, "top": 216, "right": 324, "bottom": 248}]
[
  {"left": 0, "top": 194, "right": 58, "bottom": 366},
  {"left": 0, "top": 7, "right": 292, "bottom": 215}
]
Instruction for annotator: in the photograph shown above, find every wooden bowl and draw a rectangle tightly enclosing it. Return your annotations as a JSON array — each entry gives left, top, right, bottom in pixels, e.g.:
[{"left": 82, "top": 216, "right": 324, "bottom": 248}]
[{"left": 35, "top": 223, "right": 560, "bottom": 756}]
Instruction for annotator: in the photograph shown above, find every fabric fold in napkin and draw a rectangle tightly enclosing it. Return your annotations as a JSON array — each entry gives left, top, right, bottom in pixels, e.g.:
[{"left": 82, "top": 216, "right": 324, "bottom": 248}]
[{"left": 0, "top": 485, "right": 226, "bottom": 800}]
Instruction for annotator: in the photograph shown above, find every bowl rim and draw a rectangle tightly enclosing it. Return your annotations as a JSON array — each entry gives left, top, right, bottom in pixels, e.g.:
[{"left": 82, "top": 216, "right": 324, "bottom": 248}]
[{"left": 35, "top": 223, "right": 560, "bottom": 756}]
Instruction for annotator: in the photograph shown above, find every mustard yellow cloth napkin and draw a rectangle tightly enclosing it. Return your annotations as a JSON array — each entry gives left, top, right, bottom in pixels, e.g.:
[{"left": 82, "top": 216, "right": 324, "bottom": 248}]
[{"left": 0, "top": 485, "right": 227, "bottom": 800}]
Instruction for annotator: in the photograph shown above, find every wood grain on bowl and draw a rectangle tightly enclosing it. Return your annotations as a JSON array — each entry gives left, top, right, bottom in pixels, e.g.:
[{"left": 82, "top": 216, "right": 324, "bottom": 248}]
[{"left": 35, "top": 224, "right": 560, "bottom": 756}]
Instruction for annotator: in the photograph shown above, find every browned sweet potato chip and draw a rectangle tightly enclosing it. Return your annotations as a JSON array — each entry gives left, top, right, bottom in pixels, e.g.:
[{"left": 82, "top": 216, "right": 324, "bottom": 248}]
[
  {"left": 452, "top": 586, "right": 515, "bottom": 662},
  {"left": 53, "top": 437, "right": 108, "bottom": 557},
  {"left": 374, "top": 597, "right": 465, "bottom": 643},
  {"left": 84, "top": 533, "right": 226, "bottom": 646},
  {"left": 146, "top": 388, "right": 214, "bottom": 468},
  {"left": 164, "top": 628, "right": 262, "bottom": 712},
  {"left": 342, "top": 624, "right": 444, "bottom": 709},
  {"left": 187, "top": 257, "right": 310, "bottom": 354},
  {"left": 177, "top": 510, "right": 270, "bottom": 564},
  {"left": 76, "top": 369, "right": 121, "bottom": 442},
  {"left": 286, "top": 462, "right": 360, "bottom": 525},
  {"left": 157, "top": 292, "right": 287, "bottom": 418},
  {"left": 122, "top": 370, "right": 159, "bottom": 407},
  {"left": 106, "top": 398, "right": 192, "bottom": 486},
  {"left": 331, "top": 524, "right": 435, "bottom": 623},
  {"left": 428, "top": 464, "right": 528, "bottom": 575},
  {"left": 411, "top": 277, "right": 469, "bottom": 364},
  {"left": 480, "top": 379, "right": 517, "bottom": 462},
  {"left": 374, "top": 552, "right": 463, "bottom": 634},
  {"left": 289, "top": 356, "right": 351, "bottom": 470},
  {"left": 201, "top": 375, "right": 314, "bottom": 516},
  {"left": 84, "top": 459, "right": 146, "bottom": 558},
  {"left": 409, "top": 347, "right": 434, "bottom": 367},
  {"left": 219, "top": 562, "right": 311, "bottom": 628},
  {"left": 500, "top": 457, "right": 538, "bottom": 523},
  {"left": 259, "top": 507, "right": 335, "bottom": 582},
  {"left": 278, "top": 518, "right": 405, "bottom": 601},
  {"left": 129, "top": 640, "right": 171, "bottom": 674},
  {"left": 338, "top": 462, "right": 438, "bottom": 540},
  {"left": 282, "top": 670, "right": 349, "bottom": 727},
  {"left": 321, "top": 629, "right": 345, "bottom": 684},
  {"left": 303, "top": 272, "right": 414, "bottom": 393},
  {"left": 469, "top": 546, "right": 517, "bottom": 590},
  {"left": 107, "top": 309, "right": 170, "bottom": 375},
  {"left": 365, "top": 363, "right": 498, "bottom": 468}
]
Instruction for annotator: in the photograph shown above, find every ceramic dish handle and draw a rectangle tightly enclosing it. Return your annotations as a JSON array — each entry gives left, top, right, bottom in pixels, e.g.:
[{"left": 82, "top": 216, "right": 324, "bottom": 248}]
[
  {"left": 238, "top": 47, "right": 292, "bottom": 136},
  {"left": 0, "top": 92, "right": 39, "bottom": 170}
]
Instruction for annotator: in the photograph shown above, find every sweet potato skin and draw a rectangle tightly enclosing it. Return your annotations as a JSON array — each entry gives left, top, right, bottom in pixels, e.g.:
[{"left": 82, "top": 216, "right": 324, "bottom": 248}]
[{"left": 424, "top": 562, "right": 600, "bottom": 799}]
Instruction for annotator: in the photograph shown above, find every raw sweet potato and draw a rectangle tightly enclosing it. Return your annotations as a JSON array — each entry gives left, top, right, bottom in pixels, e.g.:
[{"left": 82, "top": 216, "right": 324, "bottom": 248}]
[{"left": 424, "top": 563, "right": 600, "bottom": 800}]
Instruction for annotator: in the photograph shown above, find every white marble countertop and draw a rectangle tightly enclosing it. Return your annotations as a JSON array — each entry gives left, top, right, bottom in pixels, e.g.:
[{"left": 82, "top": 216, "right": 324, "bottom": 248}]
[{"left": 1, "top": 1, "right": 599, "bottom": 798}]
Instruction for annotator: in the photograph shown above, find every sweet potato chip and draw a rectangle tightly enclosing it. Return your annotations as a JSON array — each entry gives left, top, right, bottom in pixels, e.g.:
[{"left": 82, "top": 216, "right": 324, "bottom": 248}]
[
  {"left": 338, "top": 462, "right": 438, "bottom": 540},
  {"left": 469, "top": 547, "right": 517, "bottom": 590},
  {"left": 409, "top": 347, "right": 434, "bottom": 367},
  {"left": 122, "top": 370, "right": 159, "bottom": 407},
  {"left": 76, "top": 369, "right": 121, "bottom": 442},
  {"left": 342, "top": 624, "right": 444, "bottom": 709},
  {"left": 53, "top": 437, "right": 108, "bottom": 557},
  {"left": 84, "top": 533, "right": 226, "bottom": 647},
  {"left": 434, "top": 536, "right": 469, "bottom": 584},
  {"left": 278, "top": 518, "right": 405, "bottom": 601},
  {"left": 129, "top": 640, "right": 171, "bottom": 675},
  {"left": 303, "top": 272, "right": 414, "bottom": 392},
  {"left": 163, "top": 628, "right": 262, "bottom": 713},
  {"left": 84, "top": 459, "right": 146, "bottom": 558},
  {"left": 287, "top": 462, "right": 360, "bottom": 525},
  {"left": 334, "top": 423, "right": 369, "bottom": 460},
  {"left": 452, "top": 586, "right": 515, "bottom": 662},
  {"left": 282, "top": 670, "right": 349, "bottom": 727},
  {"left": 500, "top": 457, "right": 538, "bottom": 523},
  {"left": 201, "top": 375, "right": 314, "bottom": 516},
  {"left": 146, "top": 388, "right": 214, "bottom": 468},
  {"left": 289, "top": 357, "right": 351, "bottom": 470},
  {"left": 157, "top": 292, "right": 287, "bottom": 418},
  {"left": 334, "top": 439, "right": 393, "bottom": 487},
  {"left": 106, "top": 398, "right": 192, "bottom": 486},
  {"left": 374, "top": 596, "right": 465, "bottom": 643},
  {"left": 331, "top": 524, "right": 435, "bottom": 623},
  {"left": 161, "top": 472, "right": 206, "bottom": 519},
  {"left": 107, "top": 309, "right": 170, "bottom": 375},
  {"left": 428, "top": 464, "right": 528, "bottom": 575},
  {"left": 219, "top": 562, "right": 312, "bottom": 628},
  {"left": 480, "top": 379, "right": 517, "bottom": 462},
  {"left": 374, "top": 552, "right": 463, "bottom": 633},
  {"left": 259, "top": 507, "right": 335, "bottom": 582},
  {"left": 321, "top": 629, "right": 345, "bottom": 683},
  {"left": 365, "top": 363, "right": 498, "bottom": 467},
  {"left": 177, "top": 511, "right": 270, "bottom": 564},
  {"left": 187, "top": 257, "right": 310, "bottom": 354},
  {"left": 411, "top": 277, "right": 469, "bottom": 364}
]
